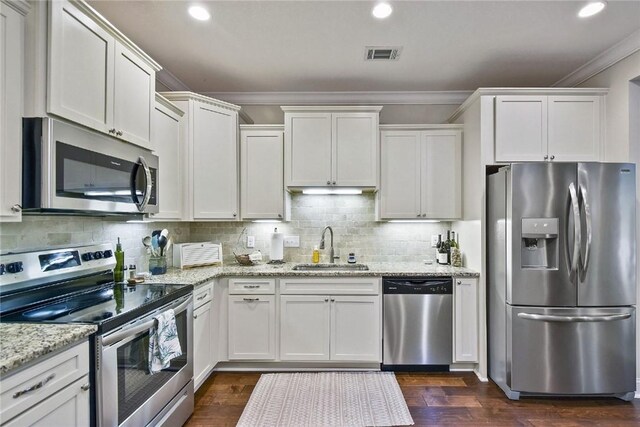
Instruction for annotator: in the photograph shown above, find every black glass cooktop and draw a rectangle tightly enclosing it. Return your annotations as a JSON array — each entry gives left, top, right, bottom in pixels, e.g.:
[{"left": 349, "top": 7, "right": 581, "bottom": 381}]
[{"left": 0, "top": 271, "right": 192, "bottom": 333}]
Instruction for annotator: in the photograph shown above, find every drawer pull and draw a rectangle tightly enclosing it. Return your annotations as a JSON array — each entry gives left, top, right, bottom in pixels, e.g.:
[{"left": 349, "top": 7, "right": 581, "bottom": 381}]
[
  {"left": 193, "top": 314, "right": 198, "bottom": 319},
  {"left": 244, "top": 285, "right": 260, "bottom": 289},
  {"left": 81, "top": 383, "right": 90, "bottom": 391},
  {"left": 243, "top": 298, "right": 259, "bottom": 302},
  {"left": 197, "top": 294, "right": 208, "bottom": 301},
  {"left": 13, "top": 374, "right": 55, "bottom": 398}
]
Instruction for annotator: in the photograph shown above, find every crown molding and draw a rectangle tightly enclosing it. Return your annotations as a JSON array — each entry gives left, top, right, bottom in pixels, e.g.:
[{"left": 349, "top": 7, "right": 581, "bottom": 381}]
[
  {"left": 281, "top": 105, "right": 383, "bottom": 112},
  {"left": 2, "top": 0, "right": 30, "bottom": 15},
  {"left": 379, "top": 124, "right": 463, "bottom": 131},
  {"left": 553, "top": 28, "right": 640, "bottom": 88},
  {"left": 159, "top": 91, "right": 242, "bottom": 111},
  {"left": 202, "top": 91, "right": 473, "bottom": 106},
  {"left": 155, "top": 93, "right": 184, "bottom": 117},
  {"left": 240, "top": 124, "right": 284, "bottom": 131},
  {"left": 156, "top": 68, "right": 191, "bottom": 91}
]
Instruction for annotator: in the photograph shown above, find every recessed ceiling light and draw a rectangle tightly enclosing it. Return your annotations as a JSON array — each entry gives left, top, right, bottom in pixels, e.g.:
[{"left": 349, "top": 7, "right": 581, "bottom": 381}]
[
  {"left": 188, "top": 5, "right": 210, "bottom": 21},
  {"left": 372, "top": 3, "right": 393, "bottom": 19},
  {"left": 578, "top": 1, "right": 606, "bottom": 18}
]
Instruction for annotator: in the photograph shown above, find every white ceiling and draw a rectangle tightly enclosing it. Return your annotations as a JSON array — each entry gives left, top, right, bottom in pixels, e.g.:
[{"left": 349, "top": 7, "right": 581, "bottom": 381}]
[{"left": 88, "top": 0, "right": 640, "bottom": 93}]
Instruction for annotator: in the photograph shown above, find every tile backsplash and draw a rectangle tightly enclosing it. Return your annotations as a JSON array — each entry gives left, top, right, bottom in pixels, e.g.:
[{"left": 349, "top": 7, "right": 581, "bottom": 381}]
[
  {"left": 0, "top": 193, "right": 454, "bottom": 268},
  {"left": 190, "top": 193, "right": 451, "bottom": 264}
]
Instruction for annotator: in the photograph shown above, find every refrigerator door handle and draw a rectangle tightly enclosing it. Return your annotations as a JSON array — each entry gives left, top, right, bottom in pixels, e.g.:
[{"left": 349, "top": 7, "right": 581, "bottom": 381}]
[
  {"left": 566, "top": 182, "right": 582, "bottom": 280},
  {"left": 517, "top": 312, "right": 631, "bottom": 323},
  {"left": 578, "top": 184, "right": 592, "bottom": 276}
]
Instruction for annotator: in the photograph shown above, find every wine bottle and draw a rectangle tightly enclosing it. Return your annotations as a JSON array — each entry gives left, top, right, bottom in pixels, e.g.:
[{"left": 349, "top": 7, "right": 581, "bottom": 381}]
[
  {"left": 451, "top": 231, "right": 458, "bottom": 249},
  {"left": 445, "top": 230, "right": 452, "bottom": 265},
  {"left": 437, "top": 235, "right": 448, "bottom": 265},
  {"left": 435, "top": 234, "right": 442, "bottom": 263}
]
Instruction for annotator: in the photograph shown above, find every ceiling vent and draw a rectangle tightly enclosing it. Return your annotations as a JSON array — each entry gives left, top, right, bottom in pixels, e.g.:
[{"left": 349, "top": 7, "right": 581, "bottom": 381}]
[{"left": 365, "top": 46, "right": 402, "bottom": 61}]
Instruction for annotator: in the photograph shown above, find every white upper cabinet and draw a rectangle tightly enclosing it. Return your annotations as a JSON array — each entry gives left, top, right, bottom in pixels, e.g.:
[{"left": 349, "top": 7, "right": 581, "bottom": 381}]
[
  {"left": 240, "top": 126, "right": 285, "bottom": 220},
  {"left": 380, "top": 126, "right": 462, "bottom": 220},
  {"left": 161, "top": 92, "right": 241, "bottom": 221},
  {"left": 150, "top": 94, "right": 184, "bottom": 220},
  {"left": 283, "top": 106, "right": 381, "bottom": 188},
  {"left": 495, "top": 94, "right": 602, "bottom": 162},
  {"left": 113, "top": 43, "right": 155, "bottom": 149},
  {"left": 0, "top": 0, "right": 29, "bottom": 222},
  {"left": 45, "top": 1, "right": 160, "bottom": 148}
]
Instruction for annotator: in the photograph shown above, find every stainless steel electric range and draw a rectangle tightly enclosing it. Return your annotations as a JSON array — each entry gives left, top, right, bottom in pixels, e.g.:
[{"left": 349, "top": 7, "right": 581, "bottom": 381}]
[{"left": 0, "top": 244, "right": 194, "bottom": 427}]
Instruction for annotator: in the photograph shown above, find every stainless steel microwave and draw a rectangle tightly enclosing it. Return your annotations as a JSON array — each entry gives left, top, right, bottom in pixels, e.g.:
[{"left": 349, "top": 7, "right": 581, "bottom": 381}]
[{"left": 22, "top": 118, "right": 159, "bottom": 215}]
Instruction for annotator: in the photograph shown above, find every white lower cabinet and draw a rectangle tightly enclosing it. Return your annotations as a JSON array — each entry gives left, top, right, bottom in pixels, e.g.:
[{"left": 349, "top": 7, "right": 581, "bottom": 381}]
[
  {"left": 193, "top": 282, "right": 215, "bottom": 391},
  {"left": 280, "top": 295, "right": 331, "bottom": 360},
  {"left": 0, "top": 341, "right": 90, "bottom": 427},
  {"left": 453, "top": 277, "right": 478, "bottom": 362},
  {"left": 228, "top": 295, "right": 276, "bottom": 360},
  {"left": 2, "top": 376, "right": 89, "bottom": 427},
  {"left": 279, "top": 278, "right": 381, "bottom": 363}
]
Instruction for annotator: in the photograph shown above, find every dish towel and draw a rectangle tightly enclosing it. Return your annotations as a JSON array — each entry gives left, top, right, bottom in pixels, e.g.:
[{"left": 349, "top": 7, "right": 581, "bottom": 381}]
[{"left": 148, "top": 309, "right": 182, "bottom": 374}]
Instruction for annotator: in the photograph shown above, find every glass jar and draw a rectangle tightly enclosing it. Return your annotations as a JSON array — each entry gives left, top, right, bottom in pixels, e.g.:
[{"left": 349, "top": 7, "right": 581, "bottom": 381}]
[{"left": 149, "top": 256, "right": 167, "bottom": 275}]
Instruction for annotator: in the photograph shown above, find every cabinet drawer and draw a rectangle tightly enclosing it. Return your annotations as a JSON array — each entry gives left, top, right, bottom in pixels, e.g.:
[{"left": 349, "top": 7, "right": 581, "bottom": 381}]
[
  {"left": 0, "top": 341, "right": 89, "bottom": 423},
  {"left": 193, "top": 282, "right": 213, "bottom": 307},
  {"left": 229, "top": 278, "right": 275, "bottom": 295},
  {"left": 280, "top": 278, "right": 379, "bottom": 295}
]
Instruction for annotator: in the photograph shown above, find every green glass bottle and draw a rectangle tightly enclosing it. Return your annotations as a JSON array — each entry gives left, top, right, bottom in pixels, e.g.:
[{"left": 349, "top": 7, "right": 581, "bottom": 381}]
[{"left": 114, "top": 238, "right": 125, "bottom": 283}]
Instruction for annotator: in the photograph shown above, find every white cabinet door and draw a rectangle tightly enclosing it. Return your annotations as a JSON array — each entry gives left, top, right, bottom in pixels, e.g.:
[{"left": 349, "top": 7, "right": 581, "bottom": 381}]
[
  {"left": 285, "top": 113, "right": 332, "bottom": 186},
  {"left": 379, "top": 131, "right": 422, "bottom": 219},
  {"left": 113, "top": 43, "right": 154, "bottom": 149},
  {"left": 453, "top": 277, "right": 478, "bottom": 362},
  {"left": 280, "top": 295, "right": 331, "bottom": 361},
  {"left": 3, "top": 376, "right": 90, "bottom": 427},
  {"left": 332, "top": 113, "right": 378, "bottom": 187},
  {"left": 330, "top": 296, "right": 380, "bottom": 362},
  {"left": 192, "top": 102, "right": 239, "bottom": 220},
  {"left": 495, "top": 96, "right": 547, "bottom": 162},
  {"left": 241, "top": 129, "right": 284, "bottom": 219},
  {"left": 422, "top": 131, "right": 462, "bottom": 219},
  {"left": 48, "top": 0, "right": 114, "bottom": 134},
  {"left": 151, "top": 100, "right": 183, "bottom": 220},
  {"left": 193, "top": 301, "right": 213, "bottom": 391},
  {"left": 228, "top": 295, "right": 275, "bottom": 360},
  {"left": 548, "top": 96, "right": 601, "bottom": 162},
  {"left": 0, "top": 2, "right": 24, "bottom": 222}
]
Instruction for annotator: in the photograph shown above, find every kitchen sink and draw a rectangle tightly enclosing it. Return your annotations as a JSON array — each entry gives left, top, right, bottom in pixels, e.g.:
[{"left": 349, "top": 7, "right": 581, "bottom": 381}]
[{"left": 292, "top": 263, "right": 369, "bottom": 271}]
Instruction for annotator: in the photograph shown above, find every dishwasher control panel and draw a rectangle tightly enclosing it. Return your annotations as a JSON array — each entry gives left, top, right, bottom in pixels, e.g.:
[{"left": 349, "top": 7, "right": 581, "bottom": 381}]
[{"left": 383, "top": 277, "right": 452, "bottom": 294}]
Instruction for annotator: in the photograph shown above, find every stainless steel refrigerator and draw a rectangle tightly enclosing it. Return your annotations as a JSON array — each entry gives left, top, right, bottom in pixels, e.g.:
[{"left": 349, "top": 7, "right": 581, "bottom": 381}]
[{"left": 488, "top": 162, "right": 636, "bottom": 401}]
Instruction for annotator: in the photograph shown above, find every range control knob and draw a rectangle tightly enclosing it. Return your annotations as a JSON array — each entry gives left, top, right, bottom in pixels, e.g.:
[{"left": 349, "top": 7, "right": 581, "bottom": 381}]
[
  {"left": 0, "top": 264, "right": 5, "bottom": 275},
  {"left": 6, "top": 262, "right": 23, "bottom": 274},
  {"left": 93, "top": 251, "right": 104, "bottom": 260},
  {"left": 81, "top": 252, "right": 94, "bottom": 262},
  {"left": 102, "top": 250, "right": 113, "bottom": 258}
]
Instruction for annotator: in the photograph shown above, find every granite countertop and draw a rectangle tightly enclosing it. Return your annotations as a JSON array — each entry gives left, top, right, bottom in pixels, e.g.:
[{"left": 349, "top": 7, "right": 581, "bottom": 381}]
[
  {"left": 0, "top": 323, "right": 97, "bottom": 376},
  {"left": 145, "top": 262, "right": 479, "bottom": 286}
]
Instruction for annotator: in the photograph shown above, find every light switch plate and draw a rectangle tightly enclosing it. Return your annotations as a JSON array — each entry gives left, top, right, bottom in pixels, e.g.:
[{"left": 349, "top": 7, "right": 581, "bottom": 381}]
[
  {"left": 247, "top": 236, "right": 255, "bottom": 248},
  {"left": 284, "top": 236, "right": 300, "bottom": 247},
  {"left": 431, "top": 235, "right": 439, "bottom": 247}
]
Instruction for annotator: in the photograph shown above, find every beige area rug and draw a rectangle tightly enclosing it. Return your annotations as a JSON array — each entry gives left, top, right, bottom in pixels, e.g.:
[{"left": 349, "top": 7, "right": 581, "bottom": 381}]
[{"left": 236, "top": 372, "right": 414, "bottom": 427}]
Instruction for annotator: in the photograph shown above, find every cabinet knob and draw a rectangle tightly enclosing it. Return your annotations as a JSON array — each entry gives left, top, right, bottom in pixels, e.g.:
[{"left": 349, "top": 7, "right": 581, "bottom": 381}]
[
  {"left": 81, "top": 383, "right": 90, "bottom": 392},
  {"left": 330, "top": 298, "right": 335, "bottom": 302},
  {"left": 278, "top": 214, "right": 282, "bottom": 218},
  {"left": 422, "top": 213, "right": 426, "bottom": 217},
  {"left": 116, "top": 130, "right": 123, "bottom": 137},
  {"left": 457, "top": 280, "right": 462, "bottom": 285},
  {"left": 550, "top": 155, "right": 555, "bottom": 160},
  {"left": 327, "top": 180, "right": 331, "bottom": 185},
  {"left": 544, "top": 155, "right": 549, "bottom": 160},
  {"left": 108, "top": 128, "right": 116, "bottom": 134},
  {"left": 233, "top": 213, "right": 237, "bottom": 217},
  {"left": 332, "top": 181, "right": 336, "bottom": 185},
  {"left": 193, "top": 314, "right": 198, "bottom": 319},
  {"left": 417, "top": 213, "right": 421, "bottom": 217},
  {"left": 324, "top": 298, "right": 329, "bottom": 302},
  {"left": 10, "top": 204, "right": 21, "bottom": 213}
]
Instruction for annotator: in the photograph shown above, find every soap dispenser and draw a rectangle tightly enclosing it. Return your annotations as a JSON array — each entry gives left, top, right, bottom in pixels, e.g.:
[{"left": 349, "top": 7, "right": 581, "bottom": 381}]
[
  {"left": 312, "top": 245, "right": 320, "bottom": 264},
  {"left": 114, "top": 238, "right": 125, "bottom": 283}
]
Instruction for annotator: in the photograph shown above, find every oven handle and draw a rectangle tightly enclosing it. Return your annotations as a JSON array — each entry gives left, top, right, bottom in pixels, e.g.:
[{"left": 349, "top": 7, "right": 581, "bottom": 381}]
[{"left": 102, "top": 296, "right": 191, "bottom": 347}]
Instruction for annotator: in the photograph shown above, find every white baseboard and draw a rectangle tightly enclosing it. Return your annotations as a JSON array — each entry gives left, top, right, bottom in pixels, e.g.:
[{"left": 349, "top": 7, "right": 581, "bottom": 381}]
[{"left": 474, "top": 369, "right": 489, "bottom": 382}]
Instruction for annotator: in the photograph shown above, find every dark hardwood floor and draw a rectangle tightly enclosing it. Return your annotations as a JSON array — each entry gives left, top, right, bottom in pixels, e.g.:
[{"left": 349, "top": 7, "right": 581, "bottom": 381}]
[{"left": 185, "top": 372, "right": 640, "bottom": 426}]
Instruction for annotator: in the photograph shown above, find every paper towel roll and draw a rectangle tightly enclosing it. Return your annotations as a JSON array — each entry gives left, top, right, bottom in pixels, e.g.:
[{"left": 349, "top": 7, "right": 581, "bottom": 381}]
[{"left": 270, "top": 228, "right": 284, "bottom": 261}]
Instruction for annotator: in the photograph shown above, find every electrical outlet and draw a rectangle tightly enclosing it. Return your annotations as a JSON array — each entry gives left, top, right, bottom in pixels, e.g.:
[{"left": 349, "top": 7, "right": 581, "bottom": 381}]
[
  {"left": 247, "top": 236, "right": 255, "bottom": 248},
  {"left": 431, "top": 235, "right": 439, "bottom": 247},
  {"left": 284, "top": 236, "right": 300, "bottom": 247}
]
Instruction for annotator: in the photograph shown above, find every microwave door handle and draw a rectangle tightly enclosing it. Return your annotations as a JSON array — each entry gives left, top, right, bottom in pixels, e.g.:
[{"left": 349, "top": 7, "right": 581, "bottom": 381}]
[{"left": 132, "top": 156, "right": 152, "bottom": 212}]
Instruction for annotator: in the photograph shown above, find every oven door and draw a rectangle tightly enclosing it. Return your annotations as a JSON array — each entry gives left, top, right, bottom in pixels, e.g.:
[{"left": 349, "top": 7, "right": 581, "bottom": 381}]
[
  {"left": 25, "top": 118, "right": 158, "bottom": 214},
  {"left": 97, "top": 295, "right": 193, "bottom": 427}
]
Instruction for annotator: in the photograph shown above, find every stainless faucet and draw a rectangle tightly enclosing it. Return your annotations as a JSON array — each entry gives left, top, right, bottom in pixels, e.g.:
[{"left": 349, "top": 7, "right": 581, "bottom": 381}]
[{"left": 319, "top": 226, "right": 338, "bottom": 263}]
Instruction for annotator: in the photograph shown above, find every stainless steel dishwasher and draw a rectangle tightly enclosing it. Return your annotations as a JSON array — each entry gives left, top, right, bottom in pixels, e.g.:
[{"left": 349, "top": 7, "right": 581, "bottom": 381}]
[{"left": 382, "top": 277, "right": 453, "bottom": 369}]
